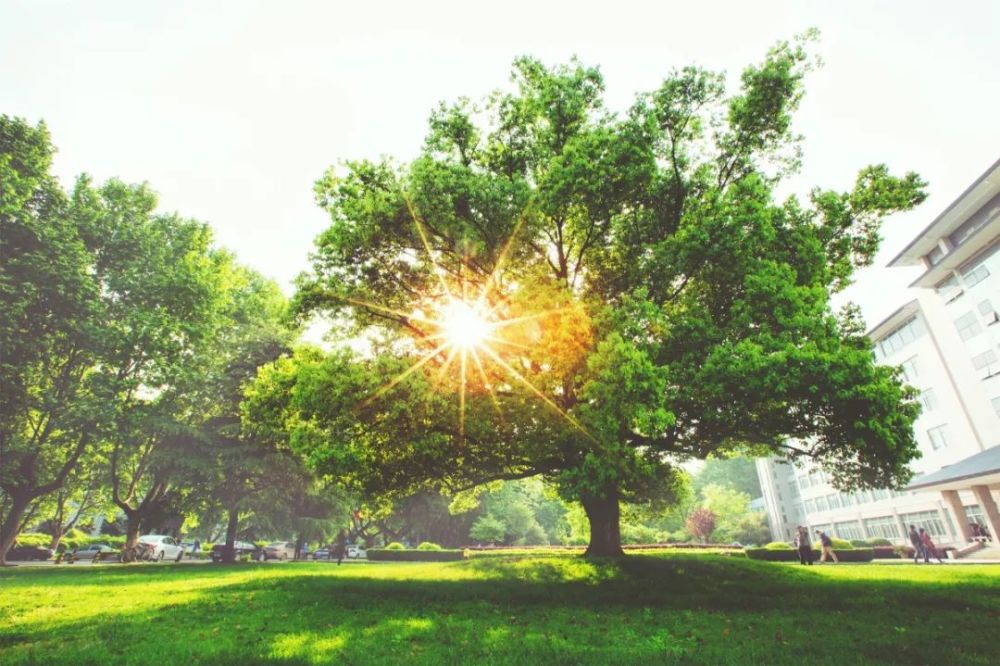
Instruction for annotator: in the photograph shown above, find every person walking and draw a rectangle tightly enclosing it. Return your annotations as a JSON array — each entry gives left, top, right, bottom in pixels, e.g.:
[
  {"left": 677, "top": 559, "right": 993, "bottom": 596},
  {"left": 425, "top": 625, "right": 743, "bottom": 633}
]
[
  {"left": 795, "top": 526, "right": 813, "bottom": 565},
  {"left": 815, "top": 530, "right": 839, "bottom": 564},
  {"left": 333, "top": 529, "right": 347, "bottom": 566},
  {"left": 919, "top": 528, "right": 943, "bottom": 563},
  {"left": 908, "top": 525, "right": 923, "bottom": 563}
]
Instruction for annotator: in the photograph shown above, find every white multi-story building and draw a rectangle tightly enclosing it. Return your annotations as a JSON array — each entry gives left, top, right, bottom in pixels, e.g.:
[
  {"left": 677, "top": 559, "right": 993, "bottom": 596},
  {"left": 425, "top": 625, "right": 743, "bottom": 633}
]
[{"left": 758, "top": 157, "right": 1000, "bottom": 547}]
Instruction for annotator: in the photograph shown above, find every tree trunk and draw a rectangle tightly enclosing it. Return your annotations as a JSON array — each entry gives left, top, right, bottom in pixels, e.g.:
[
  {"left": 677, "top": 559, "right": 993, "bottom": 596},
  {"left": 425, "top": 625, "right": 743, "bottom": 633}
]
[
  {"left": 0, "top": 492, "right": 32, "bottom": 566},
  {"left": 50, "top": 525, "right": 65, "bottom": 553},
  {"left": 581, "top": 490, "right": 624, "bottom": 558},
  {"left": 223, "top": 507, "right": 239, "bottom": 563},
  {"left": 124, "top": 512, "right": 142, "bottom": 550}
]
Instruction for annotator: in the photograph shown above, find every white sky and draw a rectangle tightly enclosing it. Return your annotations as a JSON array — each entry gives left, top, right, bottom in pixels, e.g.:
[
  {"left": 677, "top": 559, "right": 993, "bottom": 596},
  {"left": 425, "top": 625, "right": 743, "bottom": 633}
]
[{"left": 2, "top": 0, "right": 998, "bottom": 329}]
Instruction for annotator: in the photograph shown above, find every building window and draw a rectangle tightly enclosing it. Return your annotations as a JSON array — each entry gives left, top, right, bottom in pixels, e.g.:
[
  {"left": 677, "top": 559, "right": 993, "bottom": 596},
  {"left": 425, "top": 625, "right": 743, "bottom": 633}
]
[
  {"left": 971, "top": 349, "right": 999, "bottom": 377},
  {"left": 863, "top": 515, "right": 903, "bottom": 540},
  {"left": 900, "top": 510, "right": 948, "bottom": 538},
  {"left": 804, "top": 499, "right": 817, "bottom": 514},
  {"left": 876, "top": 316, "right": 924, "bottom": 359},
  {"left": 954, "top": 311, "right": 982, "bottom": 341},
  {"left": 965, "top": 504, "right": 986, "bottom": 528},
  {"left": 935, "top": 274, "right": 962, "bottom": 301},
  {"left": 978, "top": 300, "right": 999, "bottom": 324},
  {"left": 925, "top": 245, "right": 945, "bottom": 266},
  {"left": 919, "top": 388, "right": 938, "bottom": 412},
  {"left": 841, "top": 493, "right": 855, "bottom": 507},
  {"left": 834, "top": 521, "right": 864, "bottom": 541},
  {"left": 827, "top": 493, "right": 842, "bottom": 510},
  {"left": 899, "top": 357, "right": 919, "bottom": 383},
  {"left": 815, "top": 496, "right": 829, "bottom": 512},
  {"left": 927, "top": 425, "right": 949, "bottom": 450},
  {"left": 961, "top": 261, "right": 990, "bottom": 288},
  {"left": 872, "top": 489, "right": 890, "bottom": 501}
]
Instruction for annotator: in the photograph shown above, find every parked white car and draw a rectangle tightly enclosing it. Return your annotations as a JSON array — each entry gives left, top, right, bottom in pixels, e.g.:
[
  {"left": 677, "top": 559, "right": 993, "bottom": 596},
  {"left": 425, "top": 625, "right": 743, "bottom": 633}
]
[
  {"left": 263, "top": 541, "right": 296, "bottom": 560},
  {"left": 346, "top": 544, "right": 367, "bottom": 559},
  {"left": 139, "top": 535, "right": 185, "bottom": 562}
]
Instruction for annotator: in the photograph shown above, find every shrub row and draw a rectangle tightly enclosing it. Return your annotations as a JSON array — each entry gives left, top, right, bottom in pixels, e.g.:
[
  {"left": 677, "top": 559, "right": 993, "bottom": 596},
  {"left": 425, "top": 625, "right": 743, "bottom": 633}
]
[
  {"left": 14, "top": 532, "right": 127, "bottom": 551},
  {"left": 367, "top": 548, "right": 467, "bottom": 562},
  {"left": 746, "top": 548, "right": 875, "bottom": 562}
]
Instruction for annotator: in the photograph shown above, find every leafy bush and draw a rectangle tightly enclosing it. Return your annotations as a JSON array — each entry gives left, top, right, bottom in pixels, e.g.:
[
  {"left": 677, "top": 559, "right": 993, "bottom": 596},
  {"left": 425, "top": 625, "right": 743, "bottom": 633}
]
[
  {"left": 14, "top": 533, "right": 52, "bottom": 548},
  {"left": 518, "top": 523, "right": 549, "bottom": 546},
  {"left": 747, "top": 548, "right": 875, "bottom": 562},
  {"left": 764, "top": 541, "right": 793, "bottom": 550},
  {"left": 417, "top": 542, "right": 442, "bottom": 551},
  {"left": 385, "top": 542, "right": 406, "bottom": 550},
  {"left": 621, "top": 523, "right": 663, "bottom": 545},
  {"left": 61, "top": 529, "right": 90, "bottom": 550},
  {"left": 367, "top": 548, "right": 466, "bottom": 562},
  {"left": 469, "top": 514, "right": 506, "bottom": 545},
  {"left": 813, "top": 537, "right": 854, "bottom": 550}
]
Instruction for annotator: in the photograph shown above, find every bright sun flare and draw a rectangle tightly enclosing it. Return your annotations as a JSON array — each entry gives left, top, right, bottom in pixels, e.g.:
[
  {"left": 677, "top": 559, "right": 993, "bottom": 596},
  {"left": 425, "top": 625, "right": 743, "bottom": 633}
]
[{"left": 439, "top": 299, "right": 493, "bottom": 350}]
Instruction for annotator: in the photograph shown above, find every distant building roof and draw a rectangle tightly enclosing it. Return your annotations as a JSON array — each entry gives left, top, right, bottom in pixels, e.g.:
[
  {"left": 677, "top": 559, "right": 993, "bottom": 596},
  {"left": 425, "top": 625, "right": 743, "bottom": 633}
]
[{"left": 905, "top": 445, "right": 1000, "bottom": 492}]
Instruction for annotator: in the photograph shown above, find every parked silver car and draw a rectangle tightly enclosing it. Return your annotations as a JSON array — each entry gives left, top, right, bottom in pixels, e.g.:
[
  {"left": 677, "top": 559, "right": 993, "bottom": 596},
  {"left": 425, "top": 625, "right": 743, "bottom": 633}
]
[
  {"left": 263, "top": 541, "right": 296, "bottom": 560},
  {"left": 138, "top": 535, "right": 185, "bottom": 562},
  {"left": 71, "top": 544, "right": 119, "bottom": 562}
]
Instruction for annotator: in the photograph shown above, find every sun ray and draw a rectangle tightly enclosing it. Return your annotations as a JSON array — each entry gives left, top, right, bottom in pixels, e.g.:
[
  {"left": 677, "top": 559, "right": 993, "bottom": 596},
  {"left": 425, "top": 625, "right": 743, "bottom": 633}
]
[
  {"left": 470, "top": 347, "right": 504, "bottom": 420},
  {"left": 480, "top": 346, "right": 595, "bottom": 441},
  {"left": 491, "top": 307, "right": 575, "bottom": 329},
  {"left": 475, "top": 214, "right": 527, "bottom": 308},
  {"left": 459, "top": 348, "right": 467, "bottom": 438},
  {"left": 342, "top": 296, "right": 438, "bottom": 328},
  {"left": 482, "top": 335, "right": 533, "bottom": 351},
  {"left": 362, "top": 341, "right": 451, "bottom": 407},
  {"left": 403, "top": 195, "right": 453, "bottom": 299}
]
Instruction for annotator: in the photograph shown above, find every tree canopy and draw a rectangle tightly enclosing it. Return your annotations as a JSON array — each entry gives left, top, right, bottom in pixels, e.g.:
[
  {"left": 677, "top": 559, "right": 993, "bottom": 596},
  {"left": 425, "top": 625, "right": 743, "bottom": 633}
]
[{"left": 248, "top": 34, "right": 927, "bottom": 556}]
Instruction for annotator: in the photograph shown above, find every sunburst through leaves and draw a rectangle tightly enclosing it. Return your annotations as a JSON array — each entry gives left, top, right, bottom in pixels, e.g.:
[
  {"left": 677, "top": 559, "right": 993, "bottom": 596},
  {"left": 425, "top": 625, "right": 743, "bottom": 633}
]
[{"left": 348, "top": 201, "right": 592, "bottom": 442}]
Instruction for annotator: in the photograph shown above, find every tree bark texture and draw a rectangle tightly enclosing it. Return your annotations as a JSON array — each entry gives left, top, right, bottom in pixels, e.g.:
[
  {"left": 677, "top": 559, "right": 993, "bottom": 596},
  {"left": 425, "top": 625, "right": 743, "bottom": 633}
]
[
  {"left": 223, "top": 507, "right": 239, "bottom": 563},
  {"left": 581, "top": 490, "right": 625, "bottom": 558},
  {"left": 0, "top": 492, "right": 32, "bottom": 565}
]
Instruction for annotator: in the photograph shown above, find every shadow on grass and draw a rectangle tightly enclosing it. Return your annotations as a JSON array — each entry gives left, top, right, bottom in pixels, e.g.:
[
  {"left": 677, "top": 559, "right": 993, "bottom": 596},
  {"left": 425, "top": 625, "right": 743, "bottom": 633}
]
[{"left": 1, "top": 554, "right": 998, "bottom": 665}]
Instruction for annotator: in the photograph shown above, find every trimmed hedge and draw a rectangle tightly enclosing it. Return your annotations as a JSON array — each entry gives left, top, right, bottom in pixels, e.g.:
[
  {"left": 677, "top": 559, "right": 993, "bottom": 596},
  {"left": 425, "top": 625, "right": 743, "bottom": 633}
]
[
  {"left": 746, "top": 548, "right": 875, "bottom": 562},
  {"left": 764, "top": 541, "right": 793, "bottom": 550},
  {"left": 367, "top": 548, "right": 467, "bottom": 562}
]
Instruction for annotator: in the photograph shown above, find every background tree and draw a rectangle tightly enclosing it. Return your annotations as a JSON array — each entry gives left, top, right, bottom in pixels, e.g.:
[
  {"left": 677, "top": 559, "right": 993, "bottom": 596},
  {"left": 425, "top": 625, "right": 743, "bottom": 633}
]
[
  {"left": 1, "top": 118, "right": 109, "bottom": 564},
  {"left": 686, "top": 507, "right": 717, "bottom": 544},
  {"left": 692, "top": 456, "right": 762, "bottom": 498},
  {"left": 250, "top": 35, "right": 927, "bottom": 557}
]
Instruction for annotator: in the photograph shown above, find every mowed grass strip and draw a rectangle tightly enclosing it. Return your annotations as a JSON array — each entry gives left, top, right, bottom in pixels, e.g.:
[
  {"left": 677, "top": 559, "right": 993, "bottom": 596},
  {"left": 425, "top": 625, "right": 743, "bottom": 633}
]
[{"left": 1, "top": 552, "right": 997, "bottom": 665}]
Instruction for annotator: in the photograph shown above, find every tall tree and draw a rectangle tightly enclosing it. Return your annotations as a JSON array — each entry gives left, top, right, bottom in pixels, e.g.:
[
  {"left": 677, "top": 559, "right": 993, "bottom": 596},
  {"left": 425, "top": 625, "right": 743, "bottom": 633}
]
[
  {"left": 0, "top": 117, "right": 108, "bottom": 564},
  {"left": 252, "top": 35, "right": 927, "bottom": 556}
]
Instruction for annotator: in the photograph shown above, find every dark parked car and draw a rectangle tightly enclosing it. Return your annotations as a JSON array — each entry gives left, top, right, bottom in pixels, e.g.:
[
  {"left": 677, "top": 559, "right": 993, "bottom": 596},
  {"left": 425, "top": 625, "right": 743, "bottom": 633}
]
[
  {"left": 8, "top": 545, "right": 53, "bottom": 561},
  {"left": 210, "top": 541, "right": 263, "bottom": 562},
  {"left": 312, "top": 547, "right": 330, "bottom": 560}
]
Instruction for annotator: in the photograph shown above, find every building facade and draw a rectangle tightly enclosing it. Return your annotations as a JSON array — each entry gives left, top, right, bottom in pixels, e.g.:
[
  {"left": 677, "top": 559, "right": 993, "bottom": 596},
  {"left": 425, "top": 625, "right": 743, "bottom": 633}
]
[{"left": 757, "top": 158, "right": 1000, "bottom": 546}]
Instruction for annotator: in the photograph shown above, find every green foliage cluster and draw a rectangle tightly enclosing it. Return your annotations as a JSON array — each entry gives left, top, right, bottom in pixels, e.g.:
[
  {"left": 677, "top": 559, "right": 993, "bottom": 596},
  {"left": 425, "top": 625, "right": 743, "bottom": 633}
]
[
  {"left": 814, "top": 537, "right": 854, "bottom": 550},
  {"left": 763, "top": 541, "right": 793, "bottom": 550},
  {"left": 385, "top": 542, "right": 406, "bottom": 550},
  {"left": 416, "top": 541, "right": 443, "bottom": 551}
]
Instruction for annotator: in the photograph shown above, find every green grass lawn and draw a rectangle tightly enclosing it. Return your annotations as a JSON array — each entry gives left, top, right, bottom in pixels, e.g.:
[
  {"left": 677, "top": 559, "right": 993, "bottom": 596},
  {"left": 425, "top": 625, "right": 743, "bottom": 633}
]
[{"left": 1, "top": 552, "right": 997, "bottom": 665}]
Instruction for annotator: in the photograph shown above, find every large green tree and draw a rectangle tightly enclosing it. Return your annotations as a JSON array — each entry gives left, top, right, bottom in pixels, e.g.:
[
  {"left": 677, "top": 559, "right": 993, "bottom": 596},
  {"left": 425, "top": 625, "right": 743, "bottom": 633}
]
[
  {"left": 252, "top": 35, "right": 926, "bottom": 556},
  {"left": 1, "top": 117, "right": 109, "bottom": 563}
]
